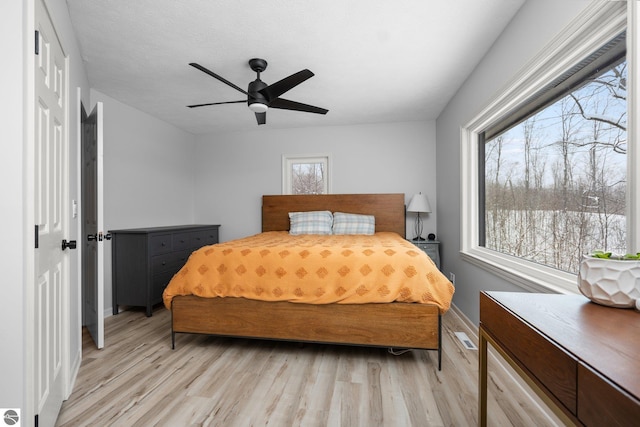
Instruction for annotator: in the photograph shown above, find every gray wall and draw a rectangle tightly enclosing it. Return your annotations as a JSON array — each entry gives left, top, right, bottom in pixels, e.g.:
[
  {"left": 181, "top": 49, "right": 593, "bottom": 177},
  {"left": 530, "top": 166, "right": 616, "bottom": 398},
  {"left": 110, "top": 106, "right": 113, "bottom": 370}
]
[
  {"left": 91, "top": 90, "right": 197, "bottom": 314},
  {"left": 1, "top": 0, "right": 26, "bottom": 411},
  {"left": 435, "top": 0, "right": 594, "bottom": 324},
  {"left": 193, "top": 121, "right": 438, "bottom": 242}
]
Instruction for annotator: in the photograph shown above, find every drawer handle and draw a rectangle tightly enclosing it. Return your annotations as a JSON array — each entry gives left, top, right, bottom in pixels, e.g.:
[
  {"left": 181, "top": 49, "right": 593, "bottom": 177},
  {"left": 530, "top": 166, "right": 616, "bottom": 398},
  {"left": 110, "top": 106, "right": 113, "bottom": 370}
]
[
  {"left": 162, "top": 262, "right": 166, "bottom": 266},
  {"left": 180, "top": 239, "right": 185, "bottom": 243},
  {"left": 161, "top": 242, "right": 166, "bottom": 246}
]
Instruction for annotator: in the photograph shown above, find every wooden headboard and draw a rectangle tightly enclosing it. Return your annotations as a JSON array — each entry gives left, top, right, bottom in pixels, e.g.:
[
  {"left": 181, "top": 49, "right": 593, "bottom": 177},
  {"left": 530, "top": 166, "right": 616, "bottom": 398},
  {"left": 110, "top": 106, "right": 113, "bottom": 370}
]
[{"left": 262, "top": 193, "right": 406, "bottom": 238}]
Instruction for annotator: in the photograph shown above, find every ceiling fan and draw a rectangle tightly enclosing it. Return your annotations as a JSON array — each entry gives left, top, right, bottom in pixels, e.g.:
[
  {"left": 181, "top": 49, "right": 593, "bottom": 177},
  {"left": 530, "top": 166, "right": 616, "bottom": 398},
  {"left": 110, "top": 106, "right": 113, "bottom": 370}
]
[{"left": 187, "top": 58, "right": 329, "bottom": 125}]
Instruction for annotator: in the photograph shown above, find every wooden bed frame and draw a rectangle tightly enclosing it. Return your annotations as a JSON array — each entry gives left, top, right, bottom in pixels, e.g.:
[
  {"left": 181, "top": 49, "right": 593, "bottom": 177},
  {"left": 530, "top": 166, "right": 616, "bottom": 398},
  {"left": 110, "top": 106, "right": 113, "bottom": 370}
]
[{"left": 170, "top": 193, "right": 443, "bottom": 369}]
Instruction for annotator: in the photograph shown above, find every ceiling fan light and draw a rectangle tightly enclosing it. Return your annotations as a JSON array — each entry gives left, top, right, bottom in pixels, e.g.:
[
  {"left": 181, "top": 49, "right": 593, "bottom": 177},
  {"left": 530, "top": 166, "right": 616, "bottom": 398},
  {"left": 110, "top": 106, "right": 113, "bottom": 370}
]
[{"left": 249, "top": 103, "right": 268, "bottom": 113}]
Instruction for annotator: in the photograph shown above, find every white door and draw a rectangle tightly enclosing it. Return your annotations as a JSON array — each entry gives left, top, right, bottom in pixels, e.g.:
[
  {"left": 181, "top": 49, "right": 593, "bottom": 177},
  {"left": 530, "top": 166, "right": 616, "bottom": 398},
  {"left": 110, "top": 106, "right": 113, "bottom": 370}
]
[
  {"left": 82, "top": 102, "right": 104, "bottom": 348},
  {"left": 34, "top": 0, "right": 69, "bottom": 425}
]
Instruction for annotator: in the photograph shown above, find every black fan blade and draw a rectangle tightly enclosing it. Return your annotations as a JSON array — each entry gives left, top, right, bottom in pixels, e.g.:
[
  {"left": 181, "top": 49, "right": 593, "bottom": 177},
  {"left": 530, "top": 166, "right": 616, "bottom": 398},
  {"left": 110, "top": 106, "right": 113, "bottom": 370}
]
[
  {"left": 189, "top": 63, "right": 248, "bottom": 95},
  {"left": 269, "top": 98, "right": 328, "bottom": 115},
  {"left": 259, "top": 69, "right": 314, "bottom": 101},
  {"left": 187, "top": 100, "right": 245, "bottom": 108},
  {"left": 255, "top": 112, "right": 266, "bottom": 125}
]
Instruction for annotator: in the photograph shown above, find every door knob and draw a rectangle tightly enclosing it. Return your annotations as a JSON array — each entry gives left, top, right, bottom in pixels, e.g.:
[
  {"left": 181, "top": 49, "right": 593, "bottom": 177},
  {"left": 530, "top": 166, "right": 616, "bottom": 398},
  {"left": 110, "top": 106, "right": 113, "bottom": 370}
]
[
  {"left": 62, "top": 239, "right": 77, "bottom": 250},
  {"left": 97, "top": 232, "right": 112, "bottom": 241}
]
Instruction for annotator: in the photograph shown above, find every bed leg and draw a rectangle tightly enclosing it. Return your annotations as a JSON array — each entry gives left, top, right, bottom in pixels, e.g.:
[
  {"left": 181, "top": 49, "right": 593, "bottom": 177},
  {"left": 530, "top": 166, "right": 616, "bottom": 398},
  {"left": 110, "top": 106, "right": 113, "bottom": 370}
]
[
  {"left": 438, "top": 312, "right": 442, "bottom": 371},
  {"left": 170, "top": 303, "right": 176, "bottom": 350}
]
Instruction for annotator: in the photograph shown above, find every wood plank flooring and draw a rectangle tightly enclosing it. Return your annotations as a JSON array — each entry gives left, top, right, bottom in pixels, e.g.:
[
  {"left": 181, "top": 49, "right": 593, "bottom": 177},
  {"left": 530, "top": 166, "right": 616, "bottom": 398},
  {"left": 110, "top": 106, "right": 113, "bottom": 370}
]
[{"left": 56, "top": 305, "right": 561, "bottom": 426}]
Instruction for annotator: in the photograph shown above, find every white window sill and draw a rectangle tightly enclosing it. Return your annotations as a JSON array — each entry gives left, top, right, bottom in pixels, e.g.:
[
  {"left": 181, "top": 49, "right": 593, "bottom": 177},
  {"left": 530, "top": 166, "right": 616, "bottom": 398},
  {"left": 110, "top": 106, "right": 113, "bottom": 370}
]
[{"left": 461, "top": 247, "right": 579, "bottom": 295}]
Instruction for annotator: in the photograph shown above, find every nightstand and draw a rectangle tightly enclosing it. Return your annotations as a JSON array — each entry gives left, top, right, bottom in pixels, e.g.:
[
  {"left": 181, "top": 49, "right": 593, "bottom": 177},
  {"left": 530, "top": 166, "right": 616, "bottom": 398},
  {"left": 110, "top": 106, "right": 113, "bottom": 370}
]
[{"left": 410, "top": 239, "right": 441, "bottom": 271}]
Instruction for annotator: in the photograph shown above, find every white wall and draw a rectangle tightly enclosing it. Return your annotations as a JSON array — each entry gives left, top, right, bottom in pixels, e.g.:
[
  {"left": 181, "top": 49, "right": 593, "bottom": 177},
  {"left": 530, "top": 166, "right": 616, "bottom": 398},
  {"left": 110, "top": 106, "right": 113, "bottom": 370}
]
[
  {"left": 92, "top": 90, "right": 197, "bottom": 312},
  {"left": 435, "top": 0, "right": 596, "bottom": 324},
  {"left": 193, "top": 121, "right": 438, "bottom": 242},
  {"left": 1, "top": 0, "right": 27, "bottom": 411}
]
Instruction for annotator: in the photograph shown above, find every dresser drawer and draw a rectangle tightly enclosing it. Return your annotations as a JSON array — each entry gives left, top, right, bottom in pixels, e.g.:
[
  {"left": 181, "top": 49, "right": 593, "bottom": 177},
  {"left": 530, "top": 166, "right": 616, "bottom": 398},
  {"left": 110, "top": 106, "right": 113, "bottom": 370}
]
[
  {"left": 480, "top": 294, "right": 577, "bottom": 414},
  {"left": 420, "top": 245, "right": 438, "bottom": 260},
  {"left": 174, "top": 249, "right": 192, "bottom": 268},
  {"left": 578, "top": 363, "right": 640, "bottom": 425},
  {"left": 411, "top": 240, "right": 440, "bottom": 270},
  {"left": 150, "top": 233, "right": 173, "bottom": 255},
  {"left": 151, "top": 252, "right": 186, "bottom": 274},
  {"left": 173, "top": 228, "right": 219, "bottom": 251},
  {"left": 172, "top": 231, "right": 193, "bottom": 252},
  {"left": 152, "top": 271, "right": 175, "bottom": 304},
  {"left": 191, "top": 229, "right": 218, "bottom": 247}
]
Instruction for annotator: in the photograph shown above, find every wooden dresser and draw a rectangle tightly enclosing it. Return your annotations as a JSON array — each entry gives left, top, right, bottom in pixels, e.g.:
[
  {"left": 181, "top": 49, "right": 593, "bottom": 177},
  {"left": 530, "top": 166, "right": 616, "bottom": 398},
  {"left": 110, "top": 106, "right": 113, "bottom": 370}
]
[
  {"left": 110, "top": 225, "right": 220, "bottom": 316},
  {"left": 479, "top": 291, "right": 640, "bottom": 426}
]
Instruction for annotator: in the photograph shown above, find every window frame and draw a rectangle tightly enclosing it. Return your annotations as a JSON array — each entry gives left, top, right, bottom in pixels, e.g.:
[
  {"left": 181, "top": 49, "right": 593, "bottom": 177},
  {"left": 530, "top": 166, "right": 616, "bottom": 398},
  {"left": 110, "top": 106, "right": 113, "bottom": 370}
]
[
  {"left": 282, "top": 154, "right": 332, "bottom": 195},
  {"left": 460, "top": 1, "right": 635, "bottom": 294}
]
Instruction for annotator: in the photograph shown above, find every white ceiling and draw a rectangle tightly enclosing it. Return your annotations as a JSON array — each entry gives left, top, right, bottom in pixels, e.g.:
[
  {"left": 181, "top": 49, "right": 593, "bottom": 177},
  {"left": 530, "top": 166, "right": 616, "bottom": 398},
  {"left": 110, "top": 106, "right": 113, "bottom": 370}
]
[{"left": 65, "top": 0, "right": 525, "bottom": 135}]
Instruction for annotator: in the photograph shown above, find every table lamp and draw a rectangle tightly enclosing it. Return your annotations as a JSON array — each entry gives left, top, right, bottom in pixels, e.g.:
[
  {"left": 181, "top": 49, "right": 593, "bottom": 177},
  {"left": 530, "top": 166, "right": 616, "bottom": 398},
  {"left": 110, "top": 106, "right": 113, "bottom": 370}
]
[{"left": 407, "top": 193, "right": 431, "bottom": 241}]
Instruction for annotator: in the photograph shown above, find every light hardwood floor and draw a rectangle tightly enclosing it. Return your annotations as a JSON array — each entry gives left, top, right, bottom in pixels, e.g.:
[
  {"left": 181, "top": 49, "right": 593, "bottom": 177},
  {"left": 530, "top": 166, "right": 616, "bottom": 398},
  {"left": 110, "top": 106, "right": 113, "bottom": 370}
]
[{"left": 57, "top": 305, "right": 561, "bottom": 426}]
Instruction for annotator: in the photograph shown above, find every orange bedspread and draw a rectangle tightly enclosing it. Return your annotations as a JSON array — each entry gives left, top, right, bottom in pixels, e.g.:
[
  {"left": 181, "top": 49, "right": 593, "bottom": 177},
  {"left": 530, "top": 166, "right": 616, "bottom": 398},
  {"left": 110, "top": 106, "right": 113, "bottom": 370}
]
[{"left": 163, "top": 231, "right": 454, "bottom": 312}]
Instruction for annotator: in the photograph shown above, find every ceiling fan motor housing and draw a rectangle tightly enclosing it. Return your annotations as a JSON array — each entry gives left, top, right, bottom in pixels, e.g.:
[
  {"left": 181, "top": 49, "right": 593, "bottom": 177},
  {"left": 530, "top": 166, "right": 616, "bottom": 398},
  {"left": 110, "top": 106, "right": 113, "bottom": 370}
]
[{"left": 248, "top": 79, "right": 269, "bottom": 108}]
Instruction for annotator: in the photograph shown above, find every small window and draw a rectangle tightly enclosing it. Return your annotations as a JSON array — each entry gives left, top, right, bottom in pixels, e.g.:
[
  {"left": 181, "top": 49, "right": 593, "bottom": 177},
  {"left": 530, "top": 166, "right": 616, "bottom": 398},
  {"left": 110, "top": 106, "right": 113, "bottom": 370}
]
[{"left": 282, "top": 155, "right": 330, "bottom": 195}]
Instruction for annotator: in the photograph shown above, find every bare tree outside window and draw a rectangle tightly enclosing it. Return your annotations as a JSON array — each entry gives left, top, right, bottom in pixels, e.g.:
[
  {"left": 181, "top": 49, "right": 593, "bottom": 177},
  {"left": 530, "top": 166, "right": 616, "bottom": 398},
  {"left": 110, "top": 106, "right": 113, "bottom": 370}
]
[
  {"left": 282, "top": 155, "right": 330, "bottom": 195},
  {"left": 483, "top": 60, "right": 627, "bottom": 274},
  {"left": 292, "top": 162, "right": 325, "bottom": 194}
]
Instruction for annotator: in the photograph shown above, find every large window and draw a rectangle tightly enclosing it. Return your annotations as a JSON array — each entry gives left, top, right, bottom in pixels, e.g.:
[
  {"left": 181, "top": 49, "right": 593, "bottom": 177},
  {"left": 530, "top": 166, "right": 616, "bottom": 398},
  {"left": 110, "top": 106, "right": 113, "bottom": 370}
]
[
  {"left": 460, "top": 2, "right": 635, "bottom": 293},
  {"left": 481, "top": 55, "right": 627, "bottom": 274}
]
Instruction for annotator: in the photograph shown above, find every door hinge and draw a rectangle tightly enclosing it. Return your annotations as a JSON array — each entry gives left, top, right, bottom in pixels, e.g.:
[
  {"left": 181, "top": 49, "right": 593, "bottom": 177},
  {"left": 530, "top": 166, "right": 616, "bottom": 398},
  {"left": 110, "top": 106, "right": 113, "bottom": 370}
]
[
  {"left": 35, "top": 224, "right": 39, "bottom": 249},
  {"left": 35, "top": 30, "right": 39, "bottom": 55}
]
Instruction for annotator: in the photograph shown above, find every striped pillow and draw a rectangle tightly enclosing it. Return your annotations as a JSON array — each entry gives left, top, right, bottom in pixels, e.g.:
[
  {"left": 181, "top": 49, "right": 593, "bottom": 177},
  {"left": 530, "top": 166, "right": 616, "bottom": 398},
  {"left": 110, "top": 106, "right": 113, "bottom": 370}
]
[
  {"left": 288, "top": 210, "right": 334, "bottom": 235},
  {"left": 332, "top": 212, "right": 375, "bottom": 235}
]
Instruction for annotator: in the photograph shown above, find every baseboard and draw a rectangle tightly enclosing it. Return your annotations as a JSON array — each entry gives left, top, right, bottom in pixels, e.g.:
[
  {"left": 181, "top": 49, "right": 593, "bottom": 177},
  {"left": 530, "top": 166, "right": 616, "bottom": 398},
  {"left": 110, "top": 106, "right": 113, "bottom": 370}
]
[
  {"left": 449, "top": 304, "right": 477, "bottom": 335},
  {"left": 449, "top": 303, "right": 562, "bottom": 426}
]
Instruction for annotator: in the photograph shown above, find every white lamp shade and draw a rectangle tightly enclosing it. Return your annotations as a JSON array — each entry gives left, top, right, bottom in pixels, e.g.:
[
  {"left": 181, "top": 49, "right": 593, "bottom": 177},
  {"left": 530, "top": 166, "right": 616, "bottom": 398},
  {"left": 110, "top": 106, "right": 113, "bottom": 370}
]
[{"left": 407, "top": 193, "right": 431, "bottom": 213}]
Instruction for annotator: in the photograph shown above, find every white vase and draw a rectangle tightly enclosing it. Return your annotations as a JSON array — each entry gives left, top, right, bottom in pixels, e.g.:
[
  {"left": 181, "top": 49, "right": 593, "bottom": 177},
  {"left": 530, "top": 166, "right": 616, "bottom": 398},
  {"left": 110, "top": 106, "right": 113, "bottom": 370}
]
[{"left": 578, "top": 256, "right": 640, "bottom": 308}]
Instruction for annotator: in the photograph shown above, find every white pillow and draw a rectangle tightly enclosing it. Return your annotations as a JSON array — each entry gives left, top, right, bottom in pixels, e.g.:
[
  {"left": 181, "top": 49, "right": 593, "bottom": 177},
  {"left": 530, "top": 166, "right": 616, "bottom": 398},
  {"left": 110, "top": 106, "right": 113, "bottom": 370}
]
[
  {"left": 288, "top": 210, "right": 333, "bottom": 235},
  {"left": 332, "top": 212, "right": 375, "bottom": 235}
]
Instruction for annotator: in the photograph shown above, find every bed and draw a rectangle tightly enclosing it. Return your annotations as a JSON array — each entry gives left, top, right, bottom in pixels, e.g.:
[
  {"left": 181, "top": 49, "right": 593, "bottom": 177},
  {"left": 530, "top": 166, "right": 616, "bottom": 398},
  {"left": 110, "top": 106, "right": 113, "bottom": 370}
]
[{"left": 164, "top": 193, "right": 454, "bottom": 369}]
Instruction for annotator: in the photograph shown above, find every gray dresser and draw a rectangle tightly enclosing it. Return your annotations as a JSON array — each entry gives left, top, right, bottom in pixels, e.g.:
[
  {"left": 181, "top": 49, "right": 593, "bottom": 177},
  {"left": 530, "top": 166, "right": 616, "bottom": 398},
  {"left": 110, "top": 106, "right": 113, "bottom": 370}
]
[{"left": 110, "top": 224, "right": 220, "bottom": 316}]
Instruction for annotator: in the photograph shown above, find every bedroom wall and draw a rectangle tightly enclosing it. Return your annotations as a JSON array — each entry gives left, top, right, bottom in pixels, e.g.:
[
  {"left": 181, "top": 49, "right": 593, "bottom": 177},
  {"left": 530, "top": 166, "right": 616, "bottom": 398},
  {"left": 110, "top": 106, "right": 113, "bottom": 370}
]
[
  {"left": 435, "top": 0, "right": 595, "bottom": 324},
  {"left": 91, "top": 89, "right": 197, "bottom": 314},
  {"left": 192, "top": 121, "right": 438, "bottom": 242},
  {"left": 1, "top": 0, "right": 27, "bottom": 411}
]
